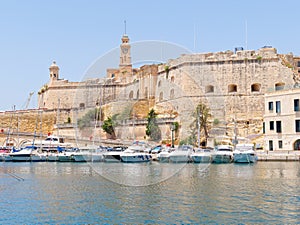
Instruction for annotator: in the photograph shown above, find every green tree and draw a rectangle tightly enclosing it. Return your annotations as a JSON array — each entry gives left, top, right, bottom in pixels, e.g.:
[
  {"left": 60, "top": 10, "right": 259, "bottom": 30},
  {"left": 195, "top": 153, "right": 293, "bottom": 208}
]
[
  {"left": 101, "top": 114, "right": 118, "bottom": 139},
  {"left": 190, "top": 102, "right": 211, "bottom": 146},
  {"left": 77, "top": 108, "right": 103, "bottom": 129},
  {"left": 146, "top": 109, "right": 161, "bottom": 141}
]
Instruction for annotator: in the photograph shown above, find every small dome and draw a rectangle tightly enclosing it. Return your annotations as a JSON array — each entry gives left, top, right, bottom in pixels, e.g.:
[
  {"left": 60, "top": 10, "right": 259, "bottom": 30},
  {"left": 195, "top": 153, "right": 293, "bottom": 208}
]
[{"left": 49, "top": 61, "right": 59, "bottom": 68}]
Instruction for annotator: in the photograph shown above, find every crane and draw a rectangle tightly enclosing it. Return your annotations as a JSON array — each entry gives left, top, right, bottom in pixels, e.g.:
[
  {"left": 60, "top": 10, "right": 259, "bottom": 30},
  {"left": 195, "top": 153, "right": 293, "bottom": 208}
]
[{"left": 24, "top": 92, "right": 34, "bottom": 110}]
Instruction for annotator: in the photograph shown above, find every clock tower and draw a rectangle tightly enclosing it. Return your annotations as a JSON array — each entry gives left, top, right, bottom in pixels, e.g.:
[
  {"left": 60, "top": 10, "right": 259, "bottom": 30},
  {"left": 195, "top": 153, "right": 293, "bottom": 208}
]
[{"left": 119, "top": 34, "right": 132, "bottom": 68}]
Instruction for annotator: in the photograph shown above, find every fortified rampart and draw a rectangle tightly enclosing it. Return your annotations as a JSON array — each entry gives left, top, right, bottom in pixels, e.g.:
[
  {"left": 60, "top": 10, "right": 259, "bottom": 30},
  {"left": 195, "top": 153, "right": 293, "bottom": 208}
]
[{"left": 33, "top": 37, "right": 300, "bottom": 146}]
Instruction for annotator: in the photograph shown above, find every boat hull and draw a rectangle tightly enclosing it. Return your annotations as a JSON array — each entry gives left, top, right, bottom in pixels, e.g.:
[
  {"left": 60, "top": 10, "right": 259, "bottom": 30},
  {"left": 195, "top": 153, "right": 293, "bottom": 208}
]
[
  {"left": 121, "top": 153, "right": 151, "bottom": 163},
  {"left": 233, "top": 153, "right": 258, "bottom": 163},
  {"left": 191, "top": 155, "right": 211, "bottom": 163},
  {"left": 211, "top": 154, "right": 233, "bottom": 163}
]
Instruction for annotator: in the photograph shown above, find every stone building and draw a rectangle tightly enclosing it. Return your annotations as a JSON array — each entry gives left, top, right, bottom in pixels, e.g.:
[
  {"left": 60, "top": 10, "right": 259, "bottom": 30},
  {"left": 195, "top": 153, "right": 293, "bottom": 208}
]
[
  {"left": 264, "top": 88, "right": 300, "bottom": 151},
  {"left": 38, "top": 34, "right": 300, "bottom": 144}
]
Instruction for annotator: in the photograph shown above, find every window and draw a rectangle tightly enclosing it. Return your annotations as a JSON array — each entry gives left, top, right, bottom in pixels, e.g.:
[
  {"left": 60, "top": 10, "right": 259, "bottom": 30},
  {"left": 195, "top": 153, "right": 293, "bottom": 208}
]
[
  {"left": 144, "top": 87, "right": 148, "bottom": 98},
  {"left": 268, "top": 102, "right": 273, "bottom": 111},
  {"left": 79, "top": 103, "right": 85, "bottom": 108},
  {"left": 170, "top": 89, "right": 174, "bottom": 99},
  {"left": 295, "top": 120, "right": 300, "bottom": 132},
  {"left": 294, "top": 99, "right": 300, "bottom": 111},
  {"left": 159, "top": 92, "right": 163, "bottom": 101},
  {"left": 263, "top": 122, "right": 265, "bottom": 134},
  {"left": 269, "top": 140, "right": 273, "bottom": 151},
  {"left": 276, "top": 121, "right": 282, "bottom": 133},
  {"left": 228, "top": 84, "right": 237, "bottom": 93},
  {"left": 205, "top": 85, "right": 214, "bottom": 93},
  {"left": 251, "top": 83, "right": 261, "bottom": 92},
  {"left": 269, "top": 121, "right": 274, "bottom": 130},
  {"left": 158, "top": 80, "right": 161, "bottom": 87},
  {"left": 129, "top": 91, "right": 133, "bottom": 99},
  {"left": 278, "top": 140, "right": 283, "bottom": 149},
  {"left": 136, "top": 90, "right": 139, "bottom": 99},
  {"left": 171, "top": 76, "right": 175, "bottom": 83},
  {"left": 275, "top": 83, "right": 285, "bottom": 91},
  {"left": 276, "top": 101, "right": 281, "bottom": 113}
]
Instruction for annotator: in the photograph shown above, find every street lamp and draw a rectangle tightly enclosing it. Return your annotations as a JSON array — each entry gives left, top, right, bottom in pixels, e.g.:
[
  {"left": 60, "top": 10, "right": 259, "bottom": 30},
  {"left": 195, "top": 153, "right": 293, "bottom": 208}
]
[{"left": 170, "top": 123, "right": 175, "bottom": 148}]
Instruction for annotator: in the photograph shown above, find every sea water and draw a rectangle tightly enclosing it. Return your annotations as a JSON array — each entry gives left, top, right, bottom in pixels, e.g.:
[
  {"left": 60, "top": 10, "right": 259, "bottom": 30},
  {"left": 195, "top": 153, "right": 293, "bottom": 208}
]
[{"left": 0, "top": 161, "right": 299, "bottom": 224}]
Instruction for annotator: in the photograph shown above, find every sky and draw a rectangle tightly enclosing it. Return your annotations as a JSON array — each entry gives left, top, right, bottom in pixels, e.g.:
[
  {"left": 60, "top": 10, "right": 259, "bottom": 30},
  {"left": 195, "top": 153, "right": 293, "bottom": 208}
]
[{"left": 1, "top": 0, "right": 300, "bottom": 111}]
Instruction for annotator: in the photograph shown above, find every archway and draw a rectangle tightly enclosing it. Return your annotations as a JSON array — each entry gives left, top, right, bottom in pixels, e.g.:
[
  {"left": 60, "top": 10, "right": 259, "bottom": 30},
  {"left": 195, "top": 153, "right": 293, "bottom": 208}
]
[{"left": 293, "top": 139, "right": 300, "bottom": 150}]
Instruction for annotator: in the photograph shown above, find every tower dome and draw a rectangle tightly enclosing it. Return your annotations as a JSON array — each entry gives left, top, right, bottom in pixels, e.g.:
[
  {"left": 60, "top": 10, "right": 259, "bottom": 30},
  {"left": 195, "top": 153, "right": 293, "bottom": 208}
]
[{"left": 49, "top": 60, "right": 59, "bottom": 81}]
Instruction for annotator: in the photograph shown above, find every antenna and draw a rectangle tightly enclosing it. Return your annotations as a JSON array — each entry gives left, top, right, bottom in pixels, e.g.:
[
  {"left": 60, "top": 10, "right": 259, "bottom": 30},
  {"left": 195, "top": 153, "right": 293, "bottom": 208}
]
[
  {"left": 194, "top": 23, "right": 196, "bottom": 53},
  {"left": 245, "top": 20, "right": 248, "bottom": 50},
  {"left": 124, "top": 20, "right": 127, "bottom": 35}
]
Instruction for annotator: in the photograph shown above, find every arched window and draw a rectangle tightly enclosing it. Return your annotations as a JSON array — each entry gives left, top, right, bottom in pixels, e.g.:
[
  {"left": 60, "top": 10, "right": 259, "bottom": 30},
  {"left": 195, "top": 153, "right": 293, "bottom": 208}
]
[
  {"left": 171, "top": 76, "right": 175, "bottom": 83},
  {"left": 205, "top": 85, "right": 214, "bottom": 93},
  {"left": 144, "top": 87, "right": 148, "bottom": 98},
  {"left": 228, "top": 84, "right": 237, "bottom": 93},
  {"left": 158, "top": 80, "right": 161, "bottom": 87},
  {"left": 129, "top": 91, "right": 133, "bottom": 99},
  {"left": 275, "top": 82, "right": 285, "bottom": 91},
  {"left": 170, "top": 89, "right": 174, "bottom": 99},
  {"left": 159, "top": 92, "right": 163, "bottom": 101},
  {"left": 251, "top": 83, "right": 261, "bottom": 92},
  {"left": 136, "top": 89, "right": 139, "bottom": 100}
]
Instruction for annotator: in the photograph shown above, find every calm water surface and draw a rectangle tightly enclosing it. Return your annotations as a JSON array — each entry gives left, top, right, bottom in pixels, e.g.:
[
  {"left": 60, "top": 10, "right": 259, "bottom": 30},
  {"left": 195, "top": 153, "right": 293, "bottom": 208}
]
[{"left": 0, "top": 161, "right": 299, "bottom": 224}]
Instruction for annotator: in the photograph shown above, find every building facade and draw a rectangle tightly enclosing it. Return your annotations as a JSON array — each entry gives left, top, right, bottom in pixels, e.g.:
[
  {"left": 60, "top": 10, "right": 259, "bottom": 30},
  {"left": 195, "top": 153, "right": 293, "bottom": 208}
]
[
  {"left": 264, "top": 88, "right": 300, "bottom": 151},
  {"left": 38, "top": 34, "right": 300, "bottom": 143}
]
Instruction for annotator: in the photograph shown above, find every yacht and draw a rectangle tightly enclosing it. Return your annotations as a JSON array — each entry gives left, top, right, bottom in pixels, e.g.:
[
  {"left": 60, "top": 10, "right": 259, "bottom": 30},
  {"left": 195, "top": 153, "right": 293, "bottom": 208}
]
[
  {"left": 120, "top": 142, "right": 151, "bottom": 163},
  {"left": 191, "top": 148, "right": 212, "bottom": 163},
  {"left": 168, "top": 145, "right": 193, "bottom": 163},
  {"left": 157, "top": 147, "right": 174, "bottom": 162},
  {"left": 103, "top": 146, "right": 126, "bottom": 162},
  {"left": 233, "top": 143, "right": 258, "bottom": 163},
  {"left": 9, "top": 146, "right": 37, "bottom": 162},
  {"left": 73, "top": 147, "right": 104, "bottom": 162},
  {"left": 211, "top": 145, "right": 234, "bottom": 163}
]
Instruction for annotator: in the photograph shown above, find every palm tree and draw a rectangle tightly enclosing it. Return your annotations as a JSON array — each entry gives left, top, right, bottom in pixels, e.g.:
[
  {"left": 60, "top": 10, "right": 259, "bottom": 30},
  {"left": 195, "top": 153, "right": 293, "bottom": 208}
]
[{"left": 192, "top": 102, "right": 211, "bottom": 147}]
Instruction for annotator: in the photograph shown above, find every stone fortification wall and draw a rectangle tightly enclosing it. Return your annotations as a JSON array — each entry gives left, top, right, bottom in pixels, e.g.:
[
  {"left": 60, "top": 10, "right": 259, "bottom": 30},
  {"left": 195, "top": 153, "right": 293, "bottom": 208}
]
[{"left": 155, "top": 47, "right": 296, "bottom": 141}]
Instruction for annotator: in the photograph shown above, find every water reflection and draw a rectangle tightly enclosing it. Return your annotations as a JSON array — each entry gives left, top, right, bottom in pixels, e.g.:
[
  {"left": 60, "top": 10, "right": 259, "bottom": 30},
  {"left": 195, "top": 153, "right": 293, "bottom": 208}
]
[{"left": 0, "top": 162, "right": 299, "bottom": 224}]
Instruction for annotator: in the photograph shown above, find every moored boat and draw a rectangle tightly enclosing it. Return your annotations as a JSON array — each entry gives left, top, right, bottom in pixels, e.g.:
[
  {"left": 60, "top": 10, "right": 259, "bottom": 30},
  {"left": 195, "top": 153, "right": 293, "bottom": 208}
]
[
  {"left": 191, "top": 148, "right": 212, "bottom": 163},
  {"left": 120, "top": 142, "right": 151, "bottom": 163},
  {"left": 211, "top": 145, "right": 234, "bottom": 163},
  {"left": 233, "top": 143, "right": 258, "bottom": 163},
  {"left": 169, "top": 145, "right": 193, "bottom": 163}
]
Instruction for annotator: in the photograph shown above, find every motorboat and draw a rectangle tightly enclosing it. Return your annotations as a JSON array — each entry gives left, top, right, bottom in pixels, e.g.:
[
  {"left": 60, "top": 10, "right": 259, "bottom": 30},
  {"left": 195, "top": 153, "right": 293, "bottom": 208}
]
[
  {"left": 73, "top": 147, "right": 104, "bottom": 162},
  {"left": 9, "top": 146, "right": 37, "bottom": 162},
  {"left": 211, "top": 145, "right": 234, "bottom": 163},
  {"left": 103, "top": 146, "right": 126, "bottom": 162},
  {"left": 157, "top": 147, "right": 174, "bottom": 162},
  {"left": 191, "top": 148, "right": 212, "bottom": 163},
  {"left": 120, "top": 142, "right": 151, "bottom": 163},
  {"left": 0, "top": 147, "right": 12, "bottom": 161},
  {"left": 233, "top": 143, "right": 258, "bottom": 163},
  {"left": 168, "top": 145, "right": 193, "bottom": 163}
]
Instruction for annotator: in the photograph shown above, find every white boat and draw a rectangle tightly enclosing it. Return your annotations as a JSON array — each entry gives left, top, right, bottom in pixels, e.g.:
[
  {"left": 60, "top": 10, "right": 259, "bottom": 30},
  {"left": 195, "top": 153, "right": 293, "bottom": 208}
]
[
  {"left": 9, "top": 146, "right": 36, "bottom": 162},
  {"left": 30, "top": 151, "right": 47, "bottom": 162},
  {"left": 157, "top": 147, "right": 174, "bottom": 162},
  {"left": 103, "top": 146, "right": 126, "bottom": 162},
  {"left": 57, "top": 151, "right": 75, "bottom": 162},
  {"left": 191, "top": 148, "right": 212, "bottom": 163},
  {"left": 120, "top": 142, "right": 151, "bottom": 163},
  {"left": 73, "top": 148, "right": 104, "bottom": 162},
  {"left": 169, "top": 145, "right": 193, "bottom": 163},
  {"left": 233, "top": 143, "right": 258, "bottom": 163},
  {"left": 211, "top": 145, "right": 234, "bottom": 163}
]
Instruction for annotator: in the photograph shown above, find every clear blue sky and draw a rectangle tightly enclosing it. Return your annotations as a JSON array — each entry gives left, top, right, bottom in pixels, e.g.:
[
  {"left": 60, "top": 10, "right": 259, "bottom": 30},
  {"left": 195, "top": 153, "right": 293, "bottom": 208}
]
[{"left": 1, "top": 0, "right": 300, "bottom": 111}]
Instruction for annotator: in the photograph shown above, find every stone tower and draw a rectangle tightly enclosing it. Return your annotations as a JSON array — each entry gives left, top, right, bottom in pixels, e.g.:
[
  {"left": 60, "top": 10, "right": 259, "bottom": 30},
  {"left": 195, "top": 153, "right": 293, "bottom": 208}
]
[
  {"left": 49, "top": 61, "right": 59, "bottom": 83},
  {"left": 119, "top": 35, "right": 131, "bottom": 67}
]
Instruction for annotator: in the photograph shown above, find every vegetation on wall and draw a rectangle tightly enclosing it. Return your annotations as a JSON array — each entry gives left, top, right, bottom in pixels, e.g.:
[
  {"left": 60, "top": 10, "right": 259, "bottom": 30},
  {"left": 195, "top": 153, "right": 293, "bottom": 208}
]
[
  {"left": 77, "top": 108, "right": 103, "bottom": 129},
  {"left": 145, "top": 109, "right": 161, "bottom": 141},
  {"left": 101, "top": 115, "right": 118, "bottom": 139}
]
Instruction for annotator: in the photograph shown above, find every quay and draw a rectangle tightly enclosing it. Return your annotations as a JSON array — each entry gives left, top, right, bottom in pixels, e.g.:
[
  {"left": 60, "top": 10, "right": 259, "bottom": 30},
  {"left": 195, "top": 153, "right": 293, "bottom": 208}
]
[{"left": 257, "top": 151, "right": 300, "bottom": 161}]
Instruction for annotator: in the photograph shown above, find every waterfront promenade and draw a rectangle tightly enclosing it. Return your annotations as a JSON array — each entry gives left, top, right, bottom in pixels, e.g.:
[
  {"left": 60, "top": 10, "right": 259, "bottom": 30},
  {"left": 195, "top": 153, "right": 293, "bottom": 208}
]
[{"left": 257, "top": 150, "right": 300, "bottom": 161}]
